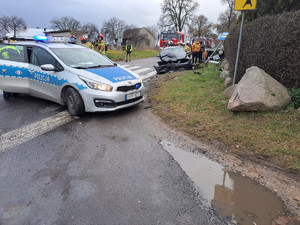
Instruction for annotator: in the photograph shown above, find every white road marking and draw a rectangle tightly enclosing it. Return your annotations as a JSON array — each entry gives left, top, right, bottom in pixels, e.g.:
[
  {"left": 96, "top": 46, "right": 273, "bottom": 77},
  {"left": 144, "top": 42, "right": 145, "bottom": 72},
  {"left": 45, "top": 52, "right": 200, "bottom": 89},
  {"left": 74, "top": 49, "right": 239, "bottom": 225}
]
[
  {"left": 141, "top": 71, "right": 157, "bottom": 81},
  {"left": 0, "top": 111, "right": 73, "bottom": 154},
  {"left": 133, "top": 68, "right": 153, "bottom": 74},
  {"left": 121, "top": 65, "right": 130, "bottom": 68},
  {"left": 127, "top": 66, "right": 141, "bottom": 70}
]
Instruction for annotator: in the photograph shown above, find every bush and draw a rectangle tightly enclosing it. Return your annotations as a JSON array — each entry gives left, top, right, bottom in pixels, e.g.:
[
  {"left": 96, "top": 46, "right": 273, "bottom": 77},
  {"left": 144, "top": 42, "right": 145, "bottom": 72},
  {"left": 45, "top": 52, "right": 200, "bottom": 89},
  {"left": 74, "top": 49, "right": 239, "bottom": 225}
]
[
  {"left": 288, "top": 88, "right": 300, "bottom": 109},
  {"left": 225, "top": 10, "right": 300, "bottom": 88}
]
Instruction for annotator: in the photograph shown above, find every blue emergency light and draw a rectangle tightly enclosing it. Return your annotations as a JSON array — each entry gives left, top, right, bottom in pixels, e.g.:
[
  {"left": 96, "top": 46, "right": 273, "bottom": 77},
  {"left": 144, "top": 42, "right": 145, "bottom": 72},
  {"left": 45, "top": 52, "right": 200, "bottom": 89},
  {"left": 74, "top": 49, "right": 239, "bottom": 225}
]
[{"left": 33, "top": 35, "right": 48, "bottom": 41}]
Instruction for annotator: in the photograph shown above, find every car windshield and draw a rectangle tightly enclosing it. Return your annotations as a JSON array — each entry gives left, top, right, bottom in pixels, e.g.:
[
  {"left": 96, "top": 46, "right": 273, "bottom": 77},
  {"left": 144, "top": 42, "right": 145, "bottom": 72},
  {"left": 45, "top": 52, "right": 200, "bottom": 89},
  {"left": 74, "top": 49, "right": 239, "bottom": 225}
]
[
  {"left": 161, "top": 47, "right": 185, "bottom": 54},
  {"left": 51, "top": 47, "right": 115, "bottom": 69}
]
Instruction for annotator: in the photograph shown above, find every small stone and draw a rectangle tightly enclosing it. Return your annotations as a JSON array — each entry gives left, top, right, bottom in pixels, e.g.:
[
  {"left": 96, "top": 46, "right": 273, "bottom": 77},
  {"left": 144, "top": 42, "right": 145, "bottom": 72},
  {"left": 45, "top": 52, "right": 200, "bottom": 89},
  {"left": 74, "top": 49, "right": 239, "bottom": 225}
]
[{"left": 294, "top": 196, "right": 300, "bottom": 202}]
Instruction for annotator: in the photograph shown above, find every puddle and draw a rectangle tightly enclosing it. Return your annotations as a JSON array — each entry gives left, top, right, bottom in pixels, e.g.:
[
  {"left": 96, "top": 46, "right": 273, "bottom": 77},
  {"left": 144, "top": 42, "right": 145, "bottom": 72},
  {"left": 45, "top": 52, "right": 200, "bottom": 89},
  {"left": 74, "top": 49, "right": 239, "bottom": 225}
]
[{"left": 161, "top": 141, "right": 289, "bottom": 225}]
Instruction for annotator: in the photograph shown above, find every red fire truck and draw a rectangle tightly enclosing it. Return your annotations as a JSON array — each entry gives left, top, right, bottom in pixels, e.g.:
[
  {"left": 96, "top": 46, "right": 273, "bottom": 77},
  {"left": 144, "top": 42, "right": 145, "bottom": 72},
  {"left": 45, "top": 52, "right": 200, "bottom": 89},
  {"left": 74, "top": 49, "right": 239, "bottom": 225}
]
[{"left": 159, "top": 31, "right": 185, "bottom": 47}]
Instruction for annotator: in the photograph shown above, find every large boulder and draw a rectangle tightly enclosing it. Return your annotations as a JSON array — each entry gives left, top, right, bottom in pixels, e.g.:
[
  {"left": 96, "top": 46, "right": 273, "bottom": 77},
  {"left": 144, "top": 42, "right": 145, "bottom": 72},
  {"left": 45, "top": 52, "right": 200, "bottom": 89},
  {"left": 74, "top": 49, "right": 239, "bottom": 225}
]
[{"left": 228, "top": 66, "right": 291, "bottom": 111}]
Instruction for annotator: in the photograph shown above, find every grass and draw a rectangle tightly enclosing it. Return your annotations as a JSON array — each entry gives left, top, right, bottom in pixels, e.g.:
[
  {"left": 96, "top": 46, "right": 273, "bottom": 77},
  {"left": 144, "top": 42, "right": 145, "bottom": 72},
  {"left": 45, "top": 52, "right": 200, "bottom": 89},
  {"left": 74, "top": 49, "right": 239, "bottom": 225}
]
[
  {"left": 147, "top": 64, "right": 300, "bottom": 174},
  {"left": 106, "top": 49, "right": 160, "bottom": 61}
]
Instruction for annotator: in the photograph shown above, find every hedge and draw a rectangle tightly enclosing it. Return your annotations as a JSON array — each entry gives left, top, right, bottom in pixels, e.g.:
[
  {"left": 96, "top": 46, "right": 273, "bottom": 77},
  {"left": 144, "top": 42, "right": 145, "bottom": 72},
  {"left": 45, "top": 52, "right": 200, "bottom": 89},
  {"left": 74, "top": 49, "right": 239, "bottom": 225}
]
[{"left": 224, "top": 10, "right": 300, "bottom": 88}]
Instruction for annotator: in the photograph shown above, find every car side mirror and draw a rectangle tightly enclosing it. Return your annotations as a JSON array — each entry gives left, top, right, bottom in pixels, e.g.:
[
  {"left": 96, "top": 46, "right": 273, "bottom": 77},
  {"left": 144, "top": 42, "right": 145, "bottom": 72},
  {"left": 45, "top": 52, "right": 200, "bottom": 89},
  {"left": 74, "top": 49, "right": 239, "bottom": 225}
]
[{"left": 41, "top": 64, "right": 55, "bottom": 71}]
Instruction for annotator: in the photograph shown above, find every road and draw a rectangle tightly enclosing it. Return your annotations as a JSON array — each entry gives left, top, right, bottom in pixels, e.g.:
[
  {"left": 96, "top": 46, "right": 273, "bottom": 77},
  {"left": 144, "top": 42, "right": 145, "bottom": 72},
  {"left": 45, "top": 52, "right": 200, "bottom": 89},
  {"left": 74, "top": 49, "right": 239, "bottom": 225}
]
[{"left": 0, "top": 57, "right": 226, "bottom": 225}]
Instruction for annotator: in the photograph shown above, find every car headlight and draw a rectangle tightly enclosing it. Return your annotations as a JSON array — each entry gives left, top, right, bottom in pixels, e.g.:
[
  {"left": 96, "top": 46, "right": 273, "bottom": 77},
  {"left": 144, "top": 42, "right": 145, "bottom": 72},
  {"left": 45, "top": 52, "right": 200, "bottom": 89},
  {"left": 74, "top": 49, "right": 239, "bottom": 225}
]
[{"left": 79, "top": 76, "right": 112, "bottom": 92}]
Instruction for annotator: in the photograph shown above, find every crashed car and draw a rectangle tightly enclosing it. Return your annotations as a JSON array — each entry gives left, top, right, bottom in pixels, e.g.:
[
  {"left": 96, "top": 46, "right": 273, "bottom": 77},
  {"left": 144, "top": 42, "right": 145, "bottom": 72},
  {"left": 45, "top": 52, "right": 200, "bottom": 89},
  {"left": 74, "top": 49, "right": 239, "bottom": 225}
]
[{"left": 153, "top": 46, "right": 193, "bottom": 74}]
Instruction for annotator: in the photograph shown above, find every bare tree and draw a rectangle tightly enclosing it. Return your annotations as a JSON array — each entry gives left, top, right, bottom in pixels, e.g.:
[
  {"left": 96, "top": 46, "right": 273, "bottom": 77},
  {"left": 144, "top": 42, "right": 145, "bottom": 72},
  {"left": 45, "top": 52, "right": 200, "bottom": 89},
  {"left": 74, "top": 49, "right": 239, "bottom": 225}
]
[
  {"left": 81, "top": 23, "right": 100, "bottom": 42},
  {"left": 145, "top": 25, "right": 158, "bottom": 39},
  {"left": 50, "top": 16, "right": 81, "bottom": 31},
  {"left": 158, "top": 0, "right": 199, "bottom": 32},
  {"left": 101, "top": 17, "right": 128, "bottom": 44},
  {"left": 0, "top": 16, "right": 27, "bottom": 38},
  {"left": 220, "top": 0, "right": 237, "bottom": 29},
  {"left": 189, "top": 15, "right": 213, "bottom": 37},
  {"left": 216, "top": 8, "right": 237, "bottom": 33}
]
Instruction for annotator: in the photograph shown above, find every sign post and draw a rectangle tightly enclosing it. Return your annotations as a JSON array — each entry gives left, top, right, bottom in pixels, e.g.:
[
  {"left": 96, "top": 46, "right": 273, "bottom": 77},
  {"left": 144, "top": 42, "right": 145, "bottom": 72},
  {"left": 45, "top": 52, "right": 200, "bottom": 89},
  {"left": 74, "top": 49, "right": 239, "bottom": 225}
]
[
  {"left": 233, "top": 0, "right": 257, "bottom": 84},
  {"left": 117, "top": 30, "right": 123, "bottom": 60},
  {"left": 205, "top": 32, "right": 228, "bottom": 64}
]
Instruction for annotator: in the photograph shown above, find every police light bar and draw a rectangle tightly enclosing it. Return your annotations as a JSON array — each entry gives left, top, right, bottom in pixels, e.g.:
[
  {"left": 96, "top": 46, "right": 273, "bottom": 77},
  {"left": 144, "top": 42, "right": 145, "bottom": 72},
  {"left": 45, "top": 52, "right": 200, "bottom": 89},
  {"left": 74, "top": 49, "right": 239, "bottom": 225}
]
[
  {"left": 33, "top": 35, "right": 68, "bottom": 43},
  {"left": 48, "top": 36, "right": 65, "bottom": 42},
  {"left": 34, "top": 35, "right": 48, "bottom": 41}
]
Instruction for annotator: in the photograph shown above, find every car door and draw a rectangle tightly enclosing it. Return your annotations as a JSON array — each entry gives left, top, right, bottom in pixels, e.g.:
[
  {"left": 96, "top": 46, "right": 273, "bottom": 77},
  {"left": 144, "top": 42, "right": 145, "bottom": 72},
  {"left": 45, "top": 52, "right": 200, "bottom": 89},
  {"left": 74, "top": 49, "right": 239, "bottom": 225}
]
[
  {"left": 28, "top": 46, "right": 65, "bottom": 103},
  {"left": 0, "top": 44, "right": 30, "bottom": 93}
]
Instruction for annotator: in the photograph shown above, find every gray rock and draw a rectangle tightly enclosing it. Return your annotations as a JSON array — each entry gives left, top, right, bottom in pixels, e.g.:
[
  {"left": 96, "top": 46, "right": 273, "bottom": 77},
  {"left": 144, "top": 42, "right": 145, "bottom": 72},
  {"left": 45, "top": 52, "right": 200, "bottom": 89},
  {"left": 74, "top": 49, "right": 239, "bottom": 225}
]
[
  {"left": 221, "top": 59, "right": 228, "bottom": 68},
  {"left": 223, "top": 63, "right": 230, "bottom": 71},
  {"left": 220, "top": 70, "right": 230, "bottom": 79},
  {"left": 224, "top": 77, "right": 233, "bottom": 88},
  {"left": 228, "top": 66, "right": 291, "bottom": 111},
  {"left": 224, "top": 84, "right": 237, "bottom": 98}
]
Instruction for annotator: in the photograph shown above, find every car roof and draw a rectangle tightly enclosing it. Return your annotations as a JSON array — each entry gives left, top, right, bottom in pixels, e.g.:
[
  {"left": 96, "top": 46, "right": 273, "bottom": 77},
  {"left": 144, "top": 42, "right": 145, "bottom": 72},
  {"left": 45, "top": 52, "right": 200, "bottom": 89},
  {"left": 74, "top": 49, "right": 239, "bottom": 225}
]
[{"left": 5, "top": 41, "right": 85, "bottom": 49}]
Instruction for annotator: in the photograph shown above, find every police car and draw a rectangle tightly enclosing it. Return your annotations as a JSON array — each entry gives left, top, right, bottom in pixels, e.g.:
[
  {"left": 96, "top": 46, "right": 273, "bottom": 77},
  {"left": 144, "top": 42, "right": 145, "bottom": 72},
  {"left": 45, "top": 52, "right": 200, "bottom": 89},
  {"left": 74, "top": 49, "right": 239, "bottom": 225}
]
[{"left": 0, "top": 36, "right": 144, "bottom": 116}]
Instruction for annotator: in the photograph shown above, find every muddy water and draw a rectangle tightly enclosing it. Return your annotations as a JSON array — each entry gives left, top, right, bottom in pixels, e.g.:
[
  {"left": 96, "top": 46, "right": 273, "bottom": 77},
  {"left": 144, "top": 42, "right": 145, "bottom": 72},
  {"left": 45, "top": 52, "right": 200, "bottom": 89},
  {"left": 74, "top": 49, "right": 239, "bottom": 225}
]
[{"left": 161, "top": 141, "right": 288, "bottom": 225}]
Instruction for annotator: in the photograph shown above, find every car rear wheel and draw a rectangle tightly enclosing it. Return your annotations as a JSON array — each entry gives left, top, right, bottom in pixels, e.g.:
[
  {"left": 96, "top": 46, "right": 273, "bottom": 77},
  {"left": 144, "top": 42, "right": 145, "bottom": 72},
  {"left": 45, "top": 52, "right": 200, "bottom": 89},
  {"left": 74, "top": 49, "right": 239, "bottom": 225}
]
[{"left": 65, "top": 87, "right": 85, "bottom": 116}]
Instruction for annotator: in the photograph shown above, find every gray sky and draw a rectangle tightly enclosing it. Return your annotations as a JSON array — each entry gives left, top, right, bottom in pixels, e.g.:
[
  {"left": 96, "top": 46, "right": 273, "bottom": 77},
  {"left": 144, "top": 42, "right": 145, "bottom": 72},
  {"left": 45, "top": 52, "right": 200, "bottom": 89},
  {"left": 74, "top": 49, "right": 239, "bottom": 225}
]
[{"left": 1, "top": 0, "right": 227, "bottom": 31}]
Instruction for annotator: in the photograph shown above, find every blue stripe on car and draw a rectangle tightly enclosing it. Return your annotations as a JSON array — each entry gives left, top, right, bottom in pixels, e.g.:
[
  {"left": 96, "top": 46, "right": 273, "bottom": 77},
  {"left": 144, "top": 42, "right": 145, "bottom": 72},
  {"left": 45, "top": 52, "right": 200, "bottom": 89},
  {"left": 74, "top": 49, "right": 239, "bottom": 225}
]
[
  {"left": 0, "top": 64, "right": 87, "bottom": 90},
  {"left": 85, "top": 67, "right": 136, "bottom": 83}
]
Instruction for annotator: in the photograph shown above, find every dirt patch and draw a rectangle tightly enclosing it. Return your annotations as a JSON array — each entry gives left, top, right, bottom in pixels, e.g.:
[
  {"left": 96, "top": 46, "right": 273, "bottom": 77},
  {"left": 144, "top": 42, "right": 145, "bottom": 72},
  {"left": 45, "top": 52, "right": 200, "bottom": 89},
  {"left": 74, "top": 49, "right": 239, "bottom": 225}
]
[{"left": 143, "top": 73, "right": 300, "bottom": 222}]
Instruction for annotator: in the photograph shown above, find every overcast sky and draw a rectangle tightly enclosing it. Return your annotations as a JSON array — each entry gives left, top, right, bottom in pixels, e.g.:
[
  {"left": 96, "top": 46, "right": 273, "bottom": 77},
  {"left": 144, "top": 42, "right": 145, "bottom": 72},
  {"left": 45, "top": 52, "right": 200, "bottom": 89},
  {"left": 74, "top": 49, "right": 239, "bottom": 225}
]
[{"left": 1, "top": 0, "right": 227, "bottom": 31}]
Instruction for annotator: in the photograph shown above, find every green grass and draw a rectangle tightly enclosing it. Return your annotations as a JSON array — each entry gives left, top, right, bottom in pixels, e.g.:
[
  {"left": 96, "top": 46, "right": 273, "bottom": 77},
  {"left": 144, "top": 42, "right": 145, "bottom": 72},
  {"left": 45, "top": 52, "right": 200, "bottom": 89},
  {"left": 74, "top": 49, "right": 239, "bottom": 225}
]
[
  {"left": 148, "top": 64, "right": 300, "bottom": 174},
  {"left": 106, "top": 49, "right": 160, "bottom": 61}
]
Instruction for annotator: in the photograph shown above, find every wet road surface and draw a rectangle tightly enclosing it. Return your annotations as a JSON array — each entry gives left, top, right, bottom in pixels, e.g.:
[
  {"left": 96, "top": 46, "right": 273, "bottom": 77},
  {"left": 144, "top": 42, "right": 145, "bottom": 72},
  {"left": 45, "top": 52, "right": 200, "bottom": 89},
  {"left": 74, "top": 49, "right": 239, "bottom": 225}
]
[{"left": 0, "top": 105, "right": 226, "bottom": 225}]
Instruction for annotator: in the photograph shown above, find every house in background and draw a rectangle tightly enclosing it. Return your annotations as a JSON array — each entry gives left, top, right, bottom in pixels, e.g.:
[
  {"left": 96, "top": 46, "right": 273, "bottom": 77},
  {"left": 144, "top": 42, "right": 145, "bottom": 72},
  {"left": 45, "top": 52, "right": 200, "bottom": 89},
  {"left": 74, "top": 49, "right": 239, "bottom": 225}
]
[
  {"left": 122, "top": 27, "right": 155, "bottom": 49},
  {"left": 5, "top": 28, "right": 87, "bottom": 44},
  {"left": 5, "top": 28, "right": 52, "bottom": 41},
  {"left": 44, "top": 30, "right": 87, "bottom": 44}
]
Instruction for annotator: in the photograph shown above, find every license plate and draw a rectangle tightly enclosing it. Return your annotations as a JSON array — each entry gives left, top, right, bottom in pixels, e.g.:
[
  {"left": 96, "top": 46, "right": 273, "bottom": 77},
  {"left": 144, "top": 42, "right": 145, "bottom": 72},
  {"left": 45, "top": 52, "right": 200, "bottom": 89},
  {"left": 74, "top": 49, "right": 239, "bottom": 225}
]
[{"left": 125, "top": 92, "right": 141, "bottom": 100}]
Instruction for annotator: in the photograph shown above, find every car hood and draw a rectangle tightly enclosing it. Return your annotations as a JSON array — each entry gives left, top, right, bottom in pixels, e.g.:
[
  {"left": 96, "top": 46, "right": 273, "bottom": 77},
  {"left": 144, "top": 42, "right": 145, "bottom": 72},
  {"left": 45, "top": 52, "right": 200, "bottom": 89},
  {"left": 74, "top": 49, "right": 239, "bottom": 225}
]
[
  {"left": 159, "top": 51, "right": 187, "bottom": 62},
  {"left": 70, "top": 66, "right": 139, "bottom": 84}
]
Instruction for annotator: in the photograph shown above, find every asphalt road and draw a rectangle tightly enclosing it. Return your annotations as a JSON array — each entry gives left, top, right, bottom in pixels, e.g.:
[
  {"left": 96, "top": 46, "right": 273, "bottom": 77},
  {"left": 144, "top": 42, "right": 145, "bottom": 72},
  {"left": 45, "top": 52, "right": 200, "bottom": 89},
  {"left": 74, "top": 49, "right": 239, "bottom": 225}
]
[{"left": 0, "top": 58, "right": 226, "bottom": 225}]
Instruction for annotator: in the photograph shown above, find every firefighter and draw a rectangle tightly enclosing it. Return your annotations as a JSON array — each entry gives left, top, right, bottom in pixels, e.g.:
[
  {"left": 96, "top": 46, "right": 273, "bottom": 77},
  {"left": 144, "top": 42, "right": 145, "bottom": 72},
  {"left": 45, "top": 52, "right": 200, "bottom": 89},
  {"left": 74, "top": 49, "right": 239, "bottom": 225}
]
[
  {"left": 96, "top": 34, "right": 105, "bottom": 55},
  {"left": 80, "top": 36, "right": 94, "bottom": 50},
  {"left": 192, "top": 40, "right": 201, "bottom": 64},
  {"left": 183, "top": 43, "right": 191, "bottom": 58},
  {"left": 70, "top": 34, "right": 77, "bottom": 43}
]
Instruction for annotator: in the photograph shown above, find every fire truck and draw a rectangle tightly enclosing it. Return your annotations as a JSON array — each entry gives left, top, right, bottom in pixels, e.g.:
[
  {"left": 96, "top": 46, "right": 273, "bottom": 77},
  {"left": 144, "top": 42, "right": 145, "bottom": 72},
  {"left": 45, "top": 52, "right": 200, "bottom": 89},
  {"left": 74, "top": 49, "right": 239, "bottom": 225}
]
[{"left": 159, "top": 31, "right": 185, "bottom": 47}]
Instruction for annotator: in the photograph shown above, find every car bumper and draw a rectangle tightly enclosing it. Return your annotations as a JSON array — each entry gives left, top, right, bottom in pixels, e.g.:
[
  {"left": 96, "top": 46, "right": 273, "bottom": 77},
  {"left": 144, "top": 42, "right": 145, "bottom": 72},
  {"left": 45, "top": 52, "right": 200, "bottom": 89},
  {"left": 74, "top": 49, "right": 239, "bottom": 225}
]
[{"left": 79, "top": 87, "right": 145, "bottom": 112}]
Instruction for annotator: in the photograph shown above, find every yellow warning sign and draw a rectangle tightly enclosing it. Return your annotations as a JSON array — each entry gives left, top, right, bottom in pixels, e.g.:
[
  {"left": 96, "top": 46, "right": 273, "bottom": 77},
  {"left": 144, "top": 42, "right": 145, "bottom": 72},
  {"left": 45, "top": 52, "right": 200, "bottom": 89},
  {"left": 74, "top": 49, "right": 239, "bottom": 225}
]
[{"left": 234, "top": 0, "right": 257, "bottom": 11}]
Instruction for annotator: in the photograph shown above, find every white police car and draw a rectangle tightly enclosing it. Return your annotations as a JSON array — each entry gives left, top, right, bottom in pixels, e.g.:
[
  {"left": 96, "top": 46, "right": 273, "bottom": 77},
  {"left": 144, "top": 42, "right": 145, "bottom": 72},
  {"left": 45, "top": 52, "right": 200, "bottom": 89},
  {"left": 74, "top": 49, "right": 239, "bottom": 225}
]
[{"left": 0, "top": 36, "right": 144, "bottom": 116}]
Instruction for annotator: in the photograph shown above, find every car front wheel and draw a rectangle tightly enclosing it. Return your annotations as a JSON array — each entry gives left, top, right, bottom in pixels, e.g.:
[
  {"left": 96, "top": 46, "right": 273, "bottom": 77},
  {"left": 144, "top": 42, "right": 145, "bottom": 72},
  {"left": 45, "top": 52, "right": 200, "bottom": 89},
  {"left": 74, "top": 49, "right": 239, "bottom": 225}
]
[
  {"left": 65, "top": 87, "right": 85, "bottom": 116},
  {"left": 3, "top": 91, "right": 10, "bottom": 99}
]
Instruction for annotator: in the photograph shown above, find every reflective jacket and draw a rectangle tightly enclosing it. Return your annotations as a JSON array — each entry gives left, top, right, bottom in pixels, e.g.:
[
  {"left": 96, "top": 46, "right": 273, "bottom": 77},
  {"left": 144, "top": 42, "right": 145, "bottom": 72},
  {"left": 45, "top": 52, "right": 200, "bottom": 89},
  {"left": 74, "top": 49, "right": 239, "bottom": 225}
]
[
  {"left": 126, "top": 44, "right": 133, "bottom": 53},
  {"left": 97, "top": 40, "right": 105, "bottom": 55},
  {"left": 83, "top": 41, "right": 94, "bottom": 50}
]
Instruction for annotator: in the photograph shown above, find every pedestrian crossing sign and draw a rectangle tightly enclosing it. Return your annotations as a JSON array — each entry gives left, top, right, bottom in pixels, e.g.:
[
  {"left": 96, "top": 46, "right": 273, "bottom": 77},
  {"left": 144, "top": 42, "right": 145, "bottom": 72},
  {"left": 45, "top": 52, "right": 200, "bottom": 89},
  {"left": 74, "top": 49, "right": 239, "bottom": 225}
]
[{"left": 234, "top": 0, "right": 257, "bottom": 11}]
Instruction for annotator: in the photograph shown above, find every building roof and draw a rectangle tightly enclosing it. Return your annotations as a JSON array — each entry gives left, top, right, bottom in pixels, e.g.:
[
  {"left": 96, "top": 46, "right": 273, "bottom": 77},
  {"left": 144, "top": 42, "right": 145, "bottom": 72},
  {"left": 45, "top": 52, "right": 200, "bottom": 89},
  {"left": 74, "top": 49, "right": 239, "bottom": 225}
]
[{"left": 6, "top": 28, "right": 53, "bottom": 39}]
